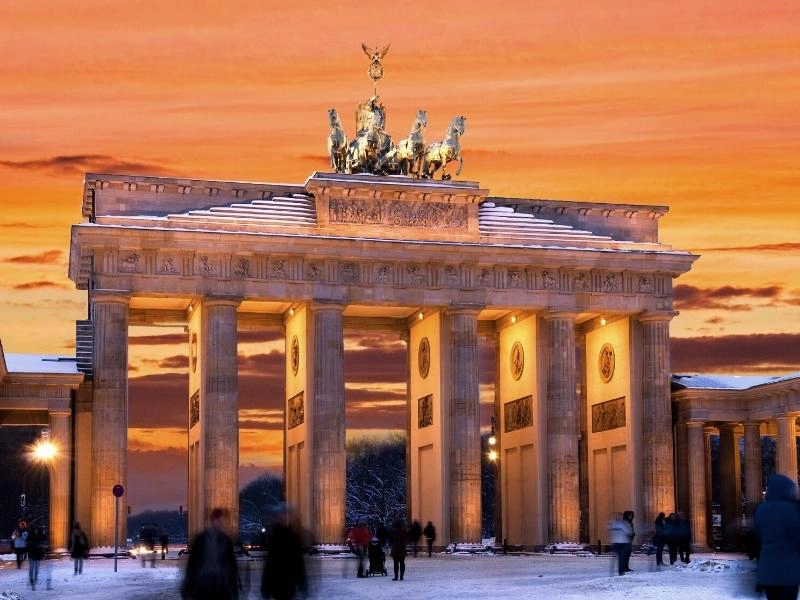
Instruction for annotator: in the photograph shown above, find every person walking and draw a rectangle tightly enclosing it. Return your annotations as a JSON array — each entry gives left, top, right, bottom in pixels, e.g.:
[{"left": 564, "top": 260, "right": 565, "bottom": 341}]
[
  {"left": 181, "top": 508, "right": 240, "bottom": 600},
  {"left": 609, "top": 512, "right": 634, "bottom": 576},
  {"left": 27, "top": 526, "right": 47, "bottom": 591},
  {"left": 408, "top": 520, "right": 422, "bottom": 558},
  {"left": 622, "top": 511, "right": 635, "bottom": 573},
  {"left": 389, "top": 519, "right": 407, "bottom": 581},
  {"left": 260, "top": 512, "right": 306, "bottom": 600},
  {"left": 665, "top": 513, "right": 679, "bottom": 565},
  {"left": 160, "top": 533, "right": 170, "bottom": 560},
  {"left": 69, "top": 522, "right": 89, "bottom": 575},
  {"left": 11, "top": 520, "right": 28, "bottom": 570},
  {"left": 754, "top": 474, "right": 800, "bottom": 600},
  {"left": 676, "top": 512, "right": 692, "bottom": 564},
  {"left": 423, "top": 521, "right": 436, "bottom": 557},
  {"left": 653, "top": 513, "right": 667, "bottom": 566}
]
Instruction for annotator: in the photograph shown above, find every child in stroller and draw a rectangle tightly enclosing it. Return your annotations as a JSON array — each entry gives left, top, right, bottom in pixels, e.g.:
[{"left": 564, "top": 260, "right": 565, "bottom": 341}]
[{"left": 366, "top": 538, "right": 387, "bottom": 576}]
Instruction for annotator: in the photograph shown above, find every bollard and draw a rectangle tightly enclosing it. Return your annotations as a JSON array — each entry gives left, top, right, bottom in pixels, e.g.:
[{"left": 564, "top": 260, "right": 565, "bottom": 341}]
[{"left": 597, "top": 539, "right": 602, "bottom": 555}]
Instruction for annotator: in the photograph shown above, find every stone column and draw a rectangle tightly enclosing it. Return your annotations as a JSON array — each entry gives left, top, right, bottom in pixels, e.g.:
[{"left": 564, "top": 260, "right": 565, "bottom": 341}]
[
  {"left": 743, "top": 422, "right": 762, "bottom": 516},
  {"left": 447, "top": 308, "right": 481, "bottom": 542},
  {"left": 311, "top": 304, "right": 346, "bottom": 543},
  {"left": 201, "top": 299, "right": 240, "bottom": 532},
  {"left": 703, "top": 427, "right": 715, "bottom": 547},
  {"left": 90, "top": 293, "right": 129, "bottom": 547},
  {"left": 49, "top": 409, "right": 72, "bottom": 550},
  {"left": 543, "top": 311, "right": 579, "bottom": 543},
  {"left": 639, "top": 313, "right": 676, "bottom": 524},
  {"left": 686, "top": 422, "right": 707, "bottom": 548},
  {"left": 718, "top": 424, "right": 739, "bottom": 549},
  {"left": 776, "top": 415, "right": 798, "bottom": 482}
]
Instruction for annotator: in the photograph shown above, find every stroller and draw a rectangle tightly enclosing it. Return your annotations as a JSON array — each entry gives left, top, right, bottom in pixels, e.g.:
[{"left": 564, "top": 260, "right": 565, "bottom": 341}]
[{"left": 366, "top": 539, "right": 387, "bottom": 576}]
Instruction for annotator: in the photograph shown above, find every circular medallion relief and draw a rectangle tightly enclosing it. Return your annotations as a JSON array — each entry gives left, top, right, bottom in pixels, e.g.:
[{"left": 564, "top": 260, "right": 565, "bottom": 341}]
[
  {"left": 189, "top": 332, "right": 198, "bottom": 373},
  {"left": 599, "top": 343, "right": 615, "bottom": 383},
  {"left": 290, "top": 335, "right": 300, "bottom": 376},
  {"left": 418, "top": 337, "right": 431, "bottom": 379},
  {"left": 510, "top": 341, "right": 524, "bottom": 381}
]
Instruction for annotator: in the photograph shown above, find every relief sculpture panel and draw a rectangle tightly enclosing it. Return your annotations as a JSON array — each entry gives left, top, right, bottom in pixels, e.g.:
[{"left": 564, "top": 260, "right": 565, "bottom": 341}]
[
  {"left": 329, "top": 197, "right": 468, "bottom": 231},
  {"left": 591, "top": 396, "right": 626, "bottom": 433},
  {"left": 504, "top": 395, "right": 533, "bottom": 433},
  {"left": 288, "top": 391, "right": 305, "bottom": 429}
]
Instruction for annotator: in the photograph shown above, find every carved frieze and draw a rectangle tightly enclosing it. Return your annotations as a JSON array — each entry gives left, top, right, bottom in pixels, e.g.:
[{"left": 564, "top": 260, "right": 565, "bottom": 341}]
[
  {"left": 510, "top": 341, "right": 524, "bottom": 381},
  {"left": 195, "top": 255, "right": 216, "bottom": 275},
  {"left": 233, "top": 257, "right": 251, "bottom": 278},
  {"left": 602, "top": 272, "right": 621, "bottom": 293},
  {"left": 407, "top": 264, "right": 426, "bottom": 286},
  {"left": 541, "top": 270, "right": 559, "bottom": 290},
  {"left": 119, "top": 252, "right": 142, "bottom": 274},
  {"left": 159, "top": 256, "right": 178, "bottom": 275},
  {"left": 270, "top": 259, "right": 287, "bottom": 279},
  {"left": 636, "top": 275, "right": 653, "bottom": 293},
  {"left": 340, "top": 262, "right": 358, "bottom": 283},
  {"left": 591, "top": 396, "right": 625, "bottom": 433},
  {"left": 288, "top": 391, "right": 304, "bottom": 429},
  {"left": 599, "top": 343, "right": 615, "bottom": 383},
  {"left": 504, "top": 395, "right": 533, "bottom": 433},
  {"left": 305, "top": 261, "right": 322, "bottom": 281},
  {"left": 374, "top": 264, "right": 392, "bottom": 284},
  {"left": 290, "top": 335, "right": 300, "bottom": 376},
  {"left": 509, "top": 269, "right": 524, "bottom": 289},
  {"left": 476, "top": 268, "right": 492, "bottom": 287},
  {"left": 418, "top": 394, "right": 433, "bottom": 428},
  {"left": 444, "top": 265, "right": 460, "bottom": 286},
  {"left": 418, "top": 337, "right": 431, "bottom": 379},
  {"left": 572, "top": 271, "right": 590, "bottom": 291},
  {"left": 328, "top": 197, "right": 468, "bottom": 230},
  {"left": 189, "top": 390, "right": 200, "bottom": 429}
]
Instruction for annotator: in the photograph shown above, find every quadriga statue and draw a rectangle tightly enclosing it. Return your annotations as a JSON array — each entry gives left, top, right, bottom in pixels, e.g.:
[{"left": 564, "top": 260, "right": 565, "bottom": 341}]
[
  {"left": 327, "top": 108, "right": 348, "bottom": 173},
  {"left": 378, "top": 109, "right": 427, "bottom": 176},
  {"left": 420, "top": 116, "right": 466, "bottom": 180}
]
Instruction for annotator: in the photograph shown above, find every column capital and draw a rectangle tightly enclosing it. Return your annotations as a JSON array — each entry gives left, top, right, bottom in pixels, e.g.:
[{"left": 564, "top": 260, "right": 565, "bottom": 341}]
[
  {"left": 637, "top": 311, "right": 678, "bottom": 324},
  {"left": 686, "top": 421, "right": 706, "bottom": 429},
  {"left": 743, "top": 421, "right": 762, "bottom": 430},
  {"left": 309, "top": 301, "right": 347, "bottom": 313},
  {"left": 91, "top": 291, "right": 130, "bottom": 306},
  {"left": 202, "top": 296, "right": 241, "bottom": 309},
  {"left": 541, "top": 310, "right": 577, "bottom": 321},
  {"left": 48, "top": 409, "right": 72, "bottom": 417},
  {"left": 445, "top": 305, "right": 483, "bottom": 317},
  {"left": 777, "top": 414, "right": 800, "bottom": 422},
  {"left": 717, "top": 422, "right": 740, "bottom": 431}
]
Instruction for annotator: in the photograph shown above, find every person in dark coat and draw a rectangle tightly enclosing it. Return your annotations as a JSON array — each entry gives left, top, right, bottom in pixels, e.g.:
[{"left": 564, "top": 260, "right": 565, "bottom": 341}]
[
  {"left": 182, "top": 508, "right": 240, "bottom": 600},
  {"left": 754, "top": 474, "right": 800, "bottom": 600},
  {"left": 408, "top": 520, "right": 422, "bottom": 558},
  {"left": 69, "top": 522, "right": 89, "bottom": 575},
  {"left": 676, "top": 512, "right": 692, "bottom": 564},
  {"left": 422, "top": 521, "right": 436, "bottom": 557},
  {"left": 653, "top": 513, "right": 667, "bottom": 566},
  {"left": 389, "top": 520, "right": 407, "bottom": 581},
  {"left": 160, "top": 533, "right": 170, "bottom": 560},
  {"left": 665, "top": 513, "right": 679, "bottom": 565},
  {"left": 261, "top": 514, "right": 306, "bottom": 600},
  {"left": 376, "top": 523, "right": 389, "bottom": 548},
  {"left": 26, "top": 526, "right": 47, "bottom": 591}
]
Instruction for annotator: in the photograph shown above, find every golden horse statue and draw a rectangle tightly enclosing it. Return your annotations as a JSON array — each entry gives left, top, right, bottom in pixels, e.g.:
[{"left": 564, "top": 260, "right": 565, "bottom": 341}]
[
  {"left": 327, "top": 108, "right": 348, "bottom": 173},
  {"left": 420, "top": 116, "right": 466, "bottom": 180},
  {"left": 378, "top": 109, "right": 427, "bottom": 176}
]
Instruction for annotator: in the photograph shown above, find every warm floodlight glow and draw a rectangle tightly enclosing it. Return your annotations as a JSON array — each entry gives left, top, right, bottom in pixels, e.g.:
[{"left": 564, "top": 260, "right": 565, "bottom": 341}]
[
  {"left": 488, "top": 449, "right": 498, "bottom": 461},
  {"left": 511, "top": 315, "right": 517, "bottom": 324},
  {"left": 600, "top": 317, "right": 607, "bottom": 326},
  {"left": 32, "top": 440, "right": 57, "bottom": 462},
  {"left": 289, "top": 307, "right": 295, "bottom": 316},
  {"left": 418, "top": 311, "right": 424, "bottom": 320},
  {"left": 488, "top": 435, "right": 497, "bottom": 446}
]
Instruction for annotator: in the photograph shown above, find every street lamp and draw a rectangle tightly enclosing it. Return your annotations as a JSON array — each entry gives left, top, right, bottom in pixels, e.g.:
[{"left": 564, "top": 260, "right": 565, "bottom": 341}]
[{"left": 488, "top": 417, "right": 497, "bottom": 448}]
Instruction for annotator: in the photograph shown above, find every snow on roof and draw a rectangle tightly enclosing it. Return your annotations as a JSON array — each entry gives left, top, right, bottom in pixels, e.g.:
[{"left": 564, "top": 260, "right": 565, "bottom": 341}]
[
  {"left": 4, "top": 353, "right": 81, "bottom": 375},
  {"left": 672, "top": 373, "right": 800, "bottom": 390}
]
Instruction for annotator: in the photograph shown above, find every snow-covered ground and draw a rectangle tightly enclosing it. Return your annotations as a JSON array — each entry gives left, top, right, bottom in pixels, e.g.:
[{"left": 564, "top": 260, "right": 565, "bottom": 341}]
[{"left": 0, "top": 552, "right": 760, "bottom": 599}]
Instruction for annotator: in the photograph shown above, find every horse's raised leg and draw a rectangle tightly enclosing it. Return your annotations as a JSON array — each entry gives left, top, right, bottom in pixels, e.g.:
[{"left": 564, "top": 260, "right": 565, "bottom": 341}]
[{"left": 455, "top": 154, "right": 464, "bottom": 177}]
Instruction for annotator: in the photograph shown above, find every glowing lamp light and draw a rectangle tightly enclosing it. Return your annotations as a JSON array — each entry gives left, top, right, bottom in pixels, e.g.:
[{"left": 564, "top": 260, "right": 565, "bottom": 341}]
[
  {"left": 488, "top": 449, "right": 498, "bottom": 462},
  {"left": 488, "top": 434, "right": 497, "bottom": 446},
  {"left": 32, "top": 440, "right": 57, "bottom": 461},
  {"left": 289, "top": 307, "right": 295, "bottom": 316},
  {"left": 600, "top": 317, "right": 607, "bottom": 326},
  {"left": 418, "top": 311, "right": 424, "bottom": 320},
  {"left": 511, "top": 315, "right": 517, "bottom": 324}
]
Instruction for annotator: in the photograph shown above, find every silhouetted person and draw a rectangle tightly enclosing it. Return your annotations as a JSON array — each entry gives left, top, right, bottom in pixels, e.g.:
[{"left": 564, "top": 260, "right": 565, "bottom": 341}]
[
  {"left": 676, "top": 511, "right": 691, "bottom": 564},
  {"left": 11, "top": 520, "right": 28, "bottom": 570},
  {"left": 27, "top": 526, "right": 47, "bottom": 591},
  {"left": 160, "top": 533, "right": 170, "bottom": 559},
  {"left": 141, "top": 529, "right": 156, "bottom": 568},
  {"left": 261, "top": 513, "right": 306, "bottom": 600},
  {"left": 665, "top": 513, "right": 679, "bottom": 565},
  {"left": 423, "top": 521, "right": 436, "bottom": 557},
  {"left": 622, "top": 511, "right": 635, "bottom": 572},
  {"left": 376, "top": 523, "right": 389, "bottom": 548},
  {"left": 182, "top": 508, "right": 240, "bottom": 600},
  {"left": 351, "top": 522, "right": 371, "bottom": 577},
  {"left": 408, "top": 520, "right": 422, "bottom": 557},
  {"left": 389, "top": 519, "right": 407, "bottom": 581},
  {"left": 653, "top": 513, "right": 666, "bottom": 566},
  {"left": 69, "top": 523, "right": 89, "bottom": 575},
  {"left": 754, "top": 474, "right": 800, "bottom": 600}
]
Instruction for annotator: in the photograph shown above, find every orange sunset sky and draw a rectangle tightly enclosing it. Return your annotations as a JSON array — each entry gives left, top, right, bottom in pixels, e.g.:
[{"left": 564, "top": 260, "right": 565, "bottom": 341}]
[{"left": 1, "top": 1, "right": 798, "bottom": 511}]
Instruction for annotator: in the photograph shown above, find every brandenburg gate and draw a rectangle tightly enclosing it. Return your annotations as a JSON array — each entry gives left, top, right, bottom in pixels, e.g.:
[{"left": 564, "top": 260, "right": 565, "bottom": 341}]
[{"left": 67, "top": 168, "right": 696, "bottom": 547}]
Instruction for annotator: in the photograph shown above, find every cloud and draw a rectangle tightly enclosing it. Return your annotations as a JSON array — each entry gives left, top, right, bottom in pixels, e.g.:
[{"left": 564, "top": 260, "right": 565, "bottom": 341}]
[
  {"left": 12, "top": 280, "right": 69, "bottom": 290},
  {"left": 0, "top": 154, "right": 170, "bottom": 176},
  {"left": 0, "top": 222, "right": 50, "bottom": 229},
  {"left": 158, "top": 355, "right": 189, "bottom": 370},
  {"left": 673, "top": 284, "right": 783, "bottom": 311},
  {"left": 671, "top": 333, "right": 800, "bottom": 373},
  {"left": 129, "top": 333, "right": 188, "bottom": 346},
  {"left": 4, "top": 250, "right": 62, "bottom": 264},
  {"left": 695, "top": 242, "right": 800, "bottom": 253}
]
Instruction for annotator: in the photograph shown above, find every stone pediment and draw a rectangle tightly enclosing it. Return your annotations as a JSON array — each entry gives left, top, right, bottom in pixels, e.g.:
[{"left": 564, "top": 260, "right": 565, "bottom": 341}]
[{"left": 83, "top": 171, "right": 675, "bottom": 252}]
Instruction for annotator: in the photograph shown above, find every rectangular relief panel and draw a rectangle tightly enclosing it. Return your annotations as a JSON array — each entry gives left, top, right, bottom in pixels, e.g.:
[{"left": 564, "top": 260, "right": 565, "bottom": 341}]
[
  {"left": 189, "top": 390, "right": 200, "bottom": 429},
  {"left": 591, "top": 396, "right": 626, "bottom": 433},
  {"left": 504, "top": 395, "right": 533, "bottom": 433},
  {"left": 288, "top": 391, "right": 305, "bottom": 429},
  {"left": 418, "top": 394, "right": 433, "bottom": 428}
]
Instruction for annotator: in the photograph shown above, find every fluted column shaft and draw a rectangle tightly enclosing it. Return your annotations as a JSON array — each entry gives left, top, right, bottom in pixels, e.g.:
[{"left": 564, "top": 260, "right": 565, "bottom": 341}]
[
  {"left": 718, "top": 424, "right": 739, "bottom": 548},
  {"left": 686, "top": 423, "right": 707, "bottom": 548},
  {"left": 743, "top": 422, "right": 763, "bottom": 515},
  {"left": 544, "top": 312, "right": 579, "bottom": 542},
  {"left": 640, "top": 314, "right": 676, "bottom": 522},
  {"left": 90, "top": 294, "right": 129, "bottom": 547},
  {"left": 448, "top": 309, "right": 481, "bottom": 542},
  {"left": 49, "top": 410, "right": 72, "bottom": 550},
  {"left": 311, "top": 305, "right": 346, "bottom": 543},
  {"left": 776, "top": 416, "right": 798, "bottom": 482},
  {"left": 202, "top": 299, "right": 240, "bottom": 533}
]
